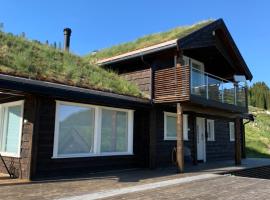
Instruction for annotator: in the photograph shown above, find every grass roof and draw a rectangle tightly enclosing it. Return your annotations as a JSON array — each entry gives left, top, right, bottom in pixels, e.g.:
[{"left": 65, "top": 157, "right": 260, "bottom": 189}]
[
  {"left": 85, "top": 19, "right": 214, "bottom": 62},
  {"left": 0, "top": 31, "right": 143, "bottom": 97}
]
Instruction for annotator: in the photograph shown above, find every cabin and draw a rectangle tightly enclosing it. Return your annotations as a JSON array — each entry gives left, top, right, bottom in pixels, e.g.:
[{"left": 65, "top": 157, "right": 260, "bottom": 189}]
[{"left": 0, "top": 18, "right": 252, "bottom": 180}]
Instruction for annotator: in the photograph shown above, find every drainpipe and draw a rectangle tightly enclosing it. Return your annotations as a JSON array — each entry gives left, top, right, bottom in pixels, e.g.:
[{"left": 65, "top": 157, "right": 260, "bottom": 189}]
[{"left": 242, "top": 114, "right": 255, "bottom": 159}]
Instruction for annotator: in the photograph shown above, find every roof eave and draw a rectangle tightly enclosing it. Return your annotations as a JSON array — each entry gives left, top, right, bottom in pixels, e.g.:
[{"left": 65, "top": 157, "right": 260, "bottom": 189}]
[
  {"left": 0, "top": 73, "right": 151, "bottom": 107},
  {"left": 97, "top": 39, "right": 177, "bottom": 66}
]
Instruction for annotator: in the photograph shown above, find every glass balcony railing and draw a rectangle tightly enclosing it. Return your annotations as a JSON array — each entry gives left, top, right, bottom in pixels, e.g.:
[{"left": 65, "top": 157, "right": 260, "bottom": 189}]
[{"left": 191, "top": 67, "right": 247, "bottom": 107}]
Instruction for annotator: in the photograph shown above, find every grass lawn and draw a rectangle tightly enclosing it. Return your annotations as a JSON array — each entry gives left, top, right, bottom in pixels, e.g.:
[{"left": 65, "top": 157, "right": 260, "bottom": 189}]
[{"left": 246, "top": 106, "right": 270, "bottom": 158}]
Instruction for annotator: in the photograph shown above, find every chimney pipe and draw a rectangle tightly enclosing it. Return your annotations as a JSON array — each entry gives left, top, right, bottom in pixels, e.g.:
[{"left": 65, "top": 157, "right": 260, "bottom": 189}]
[{"left": 63, "top": 28, "right": 72, "bottom": 52}]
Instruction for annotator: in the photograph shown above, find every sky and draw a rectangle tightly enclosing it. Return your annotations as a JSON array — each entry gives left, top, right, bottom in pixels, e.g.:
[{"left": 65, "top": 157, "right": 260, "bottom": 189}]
[{"left": 0, "top": 0, "right": 269, "bottom": 85}]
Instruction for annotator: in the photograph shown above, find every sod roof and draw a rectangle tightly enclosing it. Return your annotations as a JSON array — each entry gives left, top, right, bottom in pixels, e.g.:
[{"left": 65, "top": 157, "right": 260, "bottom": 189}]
[
  {"left": 85, "top": 19, "right": 214, "bottom": 62},
  {"left": 0, "top": 19, "right": 215, "bottom": 99},
  {"left": 0, "top": 31, "right": 143, "bottom": 97}
]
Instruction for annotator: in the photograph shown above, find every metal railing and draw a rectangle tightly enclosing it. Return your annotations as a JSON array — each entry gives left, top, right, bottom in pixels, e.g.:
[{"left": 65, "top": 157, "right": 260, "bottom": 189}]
[{"left": 190, "top": 67, "right": 247, "bottom": 107}]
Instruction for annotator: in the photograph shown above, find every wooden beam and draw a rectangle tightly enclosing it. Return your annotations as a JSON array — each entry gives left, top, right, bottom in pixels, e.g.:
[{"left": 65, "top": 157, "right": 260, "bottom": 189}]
[
  {"left": 182, "top": 103, "right": 243, "bottom": 119},
  {"left": 235, "top": 117, "right": 242, "bottom": 165},
  {"left": 176, "top": 103, "right": 184, "bottom": 172},
  {"left": 149, "top": 107, "right": 157, "bottom": 169}
]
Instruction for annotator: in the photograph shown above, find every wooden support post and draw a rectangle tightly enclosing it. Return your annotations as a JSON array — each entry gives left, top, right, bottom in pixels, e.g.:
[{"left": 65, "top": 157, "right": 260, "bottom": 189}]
[
  {"left": 235, "top": 117, "right": 242, "bottom": 165},
  {"left": 241, "top": 119, "right": 246, "bottom": 159},
  {"left": 176, "top": 103, "right": 184, "bottom": 172},
  {"left": 149, "top": 107, "right": 157, "bottom": 169}
]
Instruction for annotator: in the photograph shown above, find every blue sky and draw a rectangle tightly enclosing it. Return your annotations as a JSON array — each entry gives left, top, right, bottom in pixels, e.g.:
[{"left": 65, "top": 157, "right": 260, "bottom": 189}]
[{"left": 0, "top": 0, "right": 269, "bottom": 85}]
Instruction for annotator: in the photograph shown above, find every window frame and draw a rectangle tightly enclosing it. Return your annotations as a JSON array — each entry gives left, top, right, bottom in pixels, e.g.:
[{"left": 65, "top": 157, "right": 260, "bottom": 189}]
[
  {"left": 229, "top": 122, "right": 235, "bottom": 142},
  {"left": 206, "top": 119, "right": 215, "bottom": 141},
  {"left": 164, "top": 112, "right": 188, "bottom": 141},
  {"left": 0, "top": 100, "right": 24, "bottom": 158},
  {"left": 52, "top": 101, "right": 134, "bottom": 159}
]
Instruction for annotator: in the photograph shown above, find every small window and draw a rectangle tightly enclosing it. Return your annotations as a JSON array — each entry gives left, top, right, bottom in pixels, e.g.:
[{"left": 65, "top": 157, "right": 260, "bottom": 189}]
[
  {"left": 207, "top": 119, "right": 215, "bottom": 141},
  {"left": 164, "top": 112, "right": 188, "bottom": 141},
  {"left": 229, "top": 122, "right": 235, "bottom": 141},
  {"left": 0, "top": 101, "right": 24, "bottom": 157}
]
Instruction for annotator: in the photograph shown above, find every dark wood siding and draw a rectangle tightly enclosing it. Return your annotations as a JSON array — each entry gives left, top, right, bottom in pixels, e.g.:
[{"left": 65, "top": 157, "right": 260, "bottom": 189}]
[
  {"left": 154, "top": 106, "right": 193, "bottom": 167},
  {"left": 154, "top": 107, "right": 236, "bottom": 166},
  {"left": 33, "top": 97, "right": 150, "bottom": 178},
  {"left": 120, "top": 69, "right": 151, "bottom": 96},
  {"left": 0, "top": 95, "right": 36, "bottom": 179},
  {"left": 206, "top": 118, "right": 235, "bottom": 161}
]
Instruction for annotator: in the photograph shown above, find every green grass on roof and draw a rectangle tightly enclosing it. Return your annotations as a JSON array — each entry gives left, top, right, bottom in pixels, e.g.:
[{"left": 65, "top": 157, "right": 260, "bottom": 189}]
[
  {"left": 0, "top": 31, "right": 143, "bottom": 97},
  {"left": 85, "top": 19, "right": 214, "bottom": 62}
]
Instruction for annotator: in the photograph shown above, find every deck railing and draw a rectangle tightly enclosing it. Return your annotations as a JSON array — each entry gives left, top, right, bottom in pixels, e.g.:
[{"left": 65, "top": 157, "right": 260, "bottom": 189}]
[{"left": 191, "top": 67, "right": 247, "bottom": 107}]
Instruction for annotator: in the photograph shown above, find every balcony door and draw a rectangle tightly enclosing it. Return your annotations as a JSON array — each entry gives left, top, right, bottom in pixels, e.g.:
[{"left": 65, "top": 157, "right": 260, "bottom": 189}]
[{"left": 191, "top": 59, "right": 205, "bottom": 97}]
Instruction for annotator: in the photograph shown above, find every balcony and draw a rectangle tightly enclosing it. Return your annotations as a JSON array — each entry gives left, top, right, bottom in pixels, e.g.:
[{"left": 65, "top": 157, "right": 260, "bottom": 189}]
[
  {"left": 191, "top": 67, "right": 247, "bottom": 108},
  {"left": 154, "top": 65, "right": 247, "bottom": 112}
]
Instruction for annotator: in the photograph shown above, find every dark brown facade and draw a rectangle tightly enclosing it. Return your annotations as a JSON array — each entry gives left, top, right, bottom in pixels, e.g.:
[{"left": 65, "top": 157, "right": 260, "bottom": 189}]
[
  {"left": 0, "top": 95, "right": 36, "bottom": 179},
  {"left": 120, "top": 69, "right": 151, "bottom": 96},
  {"left": 33, "top": 97, "right": 150, "bottom": 178},
  {"left": 0, "top": 19, "right": 251, "bottom": 180}
]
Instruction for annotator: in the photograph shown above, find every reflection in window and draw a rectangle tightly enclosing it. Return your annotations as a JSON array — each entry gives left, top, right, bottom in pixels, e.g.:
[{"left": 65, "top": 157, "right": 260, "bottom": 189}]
[
  {"left": 58, "top": 104, "right": 95, "bottom": 155},
  {"left": 53, "top": 101, "right": 133, "bottom": 158},
  {"left": 0, "top": 101, "right": 24, "bottom": 157},
  {"left": 101, "top": 109, "right": 128, "bottom": 153}
]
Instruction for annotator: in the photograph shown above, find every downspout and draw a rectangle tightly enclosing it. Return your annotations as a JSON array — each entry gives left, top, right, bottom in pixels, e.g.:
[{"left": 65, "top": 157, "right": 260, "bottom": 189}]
[{"left": 242, "top": 114, "right": 255, "bottom": 159}]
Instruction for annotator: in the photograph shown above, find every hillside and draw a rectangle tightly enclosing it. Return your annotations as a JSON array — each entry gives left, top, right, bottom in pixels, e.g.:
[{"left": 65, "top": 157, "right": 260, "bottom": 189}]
[
  {"left": 246, "top": 106, "right": 270, "bottom": 158},
  {"left": 0, "top": 31, "right": 143, "bottom": 97}
]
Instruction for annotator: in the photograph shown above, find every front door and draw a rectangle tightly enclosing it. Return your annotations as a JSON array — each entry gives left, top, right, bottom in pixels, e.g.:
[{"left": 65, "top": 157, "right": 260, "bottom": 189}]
[{"left": 196, "top": 117, "right": 206, "bottom": 162}]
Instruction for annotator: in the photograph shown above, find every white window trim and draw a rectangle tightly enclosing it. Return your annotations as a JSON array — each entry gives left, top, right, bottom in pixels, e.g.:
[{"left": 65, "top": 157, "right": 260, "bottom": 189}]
[
  {"left": 229, "top": 122, "right": 235, "bottom": 142},
  {"left": 190, "top": 58, "right": 205, "bottom": 72},
  {"left": 164, "top": 112, "right": 188, "bottom": 141},
  {"left": 207, "top": 119, "right": 215, "bottom": 141},
  {"left": 0, "top": 100, "right": 24, "bottom": 158},
  {"left": 52, "top": 100, "right": 134, "bottom": 159},
  {"left": 183, "top": 55, "right": 190, "bottom": 66}
]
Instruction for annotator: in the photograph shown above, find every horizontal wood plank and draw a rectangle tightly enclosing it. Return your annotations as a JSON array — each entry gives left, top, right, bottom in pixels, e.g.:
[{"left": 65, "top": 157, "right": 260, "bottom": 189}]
[{"left": 154, "top": 65, "right": 190, "bottom": 103}]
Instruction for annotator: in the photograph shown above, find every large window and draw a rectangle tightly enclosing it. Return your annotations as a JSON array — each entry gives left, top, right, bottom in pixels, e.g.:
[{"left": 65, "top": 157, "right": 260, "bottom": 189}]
[
  {"left": 0, "top": 101, "right": 24, "bottom": 157},
  {"left": 53, "top": 101, "right": 134, "bottom": 158},
  {"left": 164, "top": 112, "right": 188, "bottom": 141}
]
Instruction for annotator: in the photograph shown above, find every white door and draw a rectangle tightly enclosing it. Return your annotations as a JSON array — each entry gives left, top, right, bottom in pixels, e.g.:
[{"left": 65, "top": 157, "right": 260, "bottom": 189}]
[{"left": 196, "top": 117, "right": 206, "bottom": 162}]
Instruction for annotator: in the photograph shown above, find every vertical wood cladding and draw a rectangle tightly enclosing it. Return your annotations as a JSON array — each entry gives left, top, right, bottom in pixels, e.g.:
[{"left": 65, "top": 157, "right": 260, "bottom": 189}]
[
  {"left": 120, "top": 69, "right": 151, "bottom": 95},
  {"left": 0, "top": 95, "right": 35, "bottom": 179},
  {"left": 33, "top": 97, "right": 150, "bottom": 178}
]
